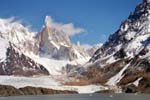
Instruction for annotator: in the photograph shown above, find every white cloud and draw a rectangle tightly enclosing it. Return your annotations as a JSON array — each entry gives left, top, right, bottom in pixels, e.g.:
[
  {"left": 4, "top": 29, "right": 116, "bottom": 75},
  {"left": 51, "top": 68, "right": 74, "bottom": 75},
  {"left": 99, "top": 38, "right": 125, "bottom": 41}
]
[
  {"left": 6, "top": 17, "right": 16, "bottom": 22},
  {"left": 81, "top": 44, "right": 93, "bottom": 50},
  {"left": 45, "top": 16, "right": 85, "bottom": 36},
  {"left": 81, "top": 43, "right": 103, "bottom": 50}
]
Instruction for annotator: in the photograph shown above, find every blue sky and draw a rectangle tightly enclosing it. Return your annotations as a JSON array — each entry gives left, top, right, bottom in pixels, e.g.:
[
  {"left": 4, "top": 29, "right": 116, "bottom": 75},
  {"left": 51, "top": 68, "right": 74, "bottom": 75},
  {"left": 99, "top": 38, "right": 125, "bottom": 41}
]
[{"left": 0, "top": 0, "right": 142, "bottom": 45}]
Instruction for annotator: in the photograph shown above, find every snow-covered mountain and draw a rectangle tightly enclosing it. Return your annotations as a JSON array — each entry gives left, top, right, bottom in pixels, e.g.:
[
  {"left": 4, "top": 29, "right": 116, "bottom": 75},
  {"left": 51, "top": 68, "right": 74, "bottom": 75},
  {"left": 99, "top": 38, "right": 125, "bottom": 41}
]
[
  {"left": 0, "top": 16, "right": 95, "bottom": 94},
  {"left": 68, "top": 0, "right": 150, "bottom": 93},
  {"left": 38, "top": 16, "right": 89, "bottom": 60},
  {"left": 90, "top": 0, "right": 150, "bottom": 63},
  {"left": 0, "top": 18, "right": 49, "bottom": 76},
  {"left": 1, "top": 0, "right": 150, "bottom": 94},
  {"left": 0, "top": 16, "right": 89, "bottom": 76},
  {"left": 0, "top": 18, "right": 39, "bottom": 54},
  {"left": 0, "top": 38, "right": 49, "bottom": 76}
]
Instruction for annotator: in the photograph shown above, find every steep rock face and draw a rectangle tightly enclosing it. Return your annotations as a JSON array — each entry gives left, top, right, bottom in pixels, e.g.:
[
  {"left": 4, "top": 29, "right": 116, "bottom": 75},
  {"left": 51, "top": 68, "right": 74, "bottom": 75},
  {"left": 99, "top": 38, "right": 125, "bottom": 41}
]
[
  {"left": 0, "top": 16, "right": 89, "bottom": 76},
  {"left": 39, "top": 16, "right": 71, "bottom": 55},
  {"left": 0, "top": 16, "right": 90, "bottom": 76},
  {"left": 69, "top": 0, "right": 150, "bottom": 92},
  {"left": 90, "top": 0, "right": 150, "bottom": 63},
  {"left": 38, "top": 16, "right": 88, "bottom": 60},
  {"left": 0, "top": 38, "right": 49, "bottom": 76}
]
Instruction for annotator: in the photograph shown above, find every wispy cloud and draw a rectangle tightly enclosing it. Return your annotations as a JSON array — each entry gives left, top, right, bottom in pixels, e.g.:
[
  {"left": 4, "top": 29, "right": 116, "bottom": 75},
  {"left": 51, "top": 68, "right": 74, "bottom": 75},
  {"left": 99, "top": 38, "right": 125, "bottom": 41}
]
[
  {"left": 45, "top": 16, "right": 85, "bottom": 36},
  {"left": 81, "top": 44, "right": 93, "bottom": 50},
  {"left": 81, "top": 43, "right": 103, "bottom": 50}
]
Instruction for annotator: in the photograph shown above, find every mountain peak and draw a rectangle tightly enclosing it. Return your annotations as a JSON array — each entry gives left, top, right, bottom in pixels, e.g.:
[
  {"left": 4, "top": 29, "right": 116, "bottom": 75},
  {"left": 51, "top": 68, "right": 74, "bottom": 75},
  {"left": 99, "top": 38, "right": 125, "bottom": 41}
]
[
  {"left": 89, "top": 0, "right": 150, "bottom": 62},
  {"left": 144, "top": 0, "right": 150, "bottom": 3},
  {"left": 68, "top": 0, "right": 150, "bottom": 92},
  {"left": 38, "top": 16, "right": 89, "bottom": 60},
  {"left": 45, "top": 16, "right": 52, "bottom": 28}
]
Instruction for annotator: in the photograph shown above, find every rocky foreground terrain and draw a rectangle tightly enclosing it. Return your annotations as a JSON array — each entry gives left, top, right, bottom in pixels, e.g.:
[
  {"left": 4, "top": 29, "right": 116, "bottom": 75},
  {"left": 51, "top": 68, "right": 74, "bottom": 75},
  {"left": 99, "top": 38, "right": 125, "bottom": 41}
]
[{"left": 0, "top": 85, "right": 77, "bottom": 97}]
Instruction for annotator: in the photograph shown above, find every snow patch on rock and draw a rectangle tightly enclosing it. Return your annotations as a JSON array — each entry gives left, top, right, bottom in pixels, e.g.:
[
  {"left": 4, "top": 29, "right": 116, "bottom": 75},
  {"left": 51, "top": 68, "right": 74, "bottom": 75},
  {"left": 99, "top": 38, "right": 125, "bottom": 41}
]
[
  {"left": 106, "top": 63, "right": 130, "bottom": 86},
  {"left": 0, "top": 38, "right": 9, "bottom": 62},
  {"left": 132, "top": 77, "right": 143, "bottom": 87}
]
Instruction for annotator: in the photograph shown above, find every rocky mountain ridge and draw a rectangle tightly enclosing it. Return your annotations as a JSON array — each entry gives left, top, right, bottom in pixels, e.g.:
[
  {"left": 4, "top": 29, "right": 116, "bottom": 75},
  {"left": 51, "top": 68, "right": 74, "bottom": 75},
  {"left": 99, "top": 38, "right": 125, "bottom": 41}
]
[
  {"left": 38, "top": 16, "right": 88, "bottom": 60},
  {"left": 0, "top": 16, "right": 89, "bottom": 76},
  {"left": 66, "top": 0, "right": 150, "bottom": 93}
]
